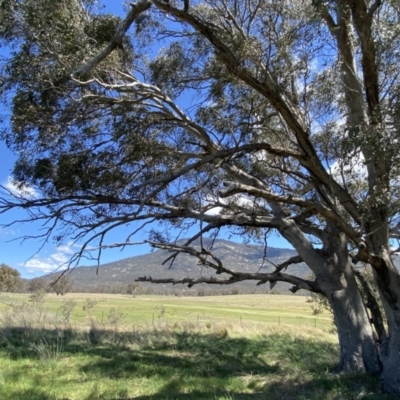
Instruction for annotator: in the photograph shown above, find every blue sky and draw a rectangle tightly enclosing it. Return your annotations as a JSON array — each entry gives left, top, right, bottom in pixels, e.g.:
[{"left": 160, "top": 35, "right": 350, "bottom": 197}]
[{"left": 0, "top": 1, "right": 290, "bottom": 279}]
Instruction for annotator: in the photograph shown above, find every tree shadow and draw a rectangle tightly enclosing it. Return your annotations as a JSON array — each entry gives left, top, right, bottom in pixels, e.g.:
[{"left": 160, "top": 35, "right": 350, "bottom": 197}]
[{"left": 0, "top": 326, "right": 394, "bottom": 400}]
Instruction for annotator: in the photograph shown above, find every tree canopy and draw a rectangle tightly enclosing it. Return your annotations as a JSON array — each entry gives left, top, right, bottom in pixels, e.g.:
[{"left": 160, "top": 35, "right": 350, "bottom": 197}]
[
  {"left": 0, "top": 263, "right": 21, "bottom": 292},
  {"left": 50, "top": 274, "right": 74, "bottom": 296},
  {"left": 1, "top": 0, "right": 400, "bottom": 394}
]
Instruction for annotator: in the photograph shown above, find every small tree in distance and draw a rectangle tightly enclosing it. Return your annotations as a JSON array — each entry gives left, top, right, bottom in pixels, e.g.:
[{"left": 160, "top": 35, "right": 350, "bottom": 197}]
[
  {"left": 127, "top": 282, "right": 144, "bottom": 297},
  {"left": 0, "top": 264, "right": 21, "bottom": 293},
  {"left": 50, "top": 274, "right": 74, "bottom": 296},
  {"left": 27, "top": 277, "right": 48, "bottom": 293}
]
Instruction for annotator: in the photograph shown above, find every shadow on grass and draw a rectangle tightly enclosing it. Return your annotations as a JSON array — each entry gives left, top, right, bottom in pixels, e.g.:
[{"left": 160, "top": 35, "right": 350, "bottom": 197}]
[
  {"left": 4, "top": 388, "right": 70, "bottom": 400},
  {"left": 0, "top": 326, "right": 395, "bottom": 400}
]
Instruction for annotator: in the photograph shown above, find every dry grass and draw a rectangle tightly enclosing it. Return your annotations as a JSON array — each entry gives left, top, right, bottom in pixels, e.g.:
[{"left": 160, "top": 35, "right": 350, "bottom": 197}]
[{"left": 0, "top": 293, "right": 334, "bottom": 330}]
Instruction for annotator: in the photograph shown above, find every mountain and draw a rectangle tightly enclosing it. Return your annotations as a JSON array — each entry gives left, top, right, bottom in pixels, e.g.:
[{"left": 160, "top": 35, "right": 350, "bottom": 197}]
[
  {"left": 38, "top": 238, "right": 400, "bottom": 295},
  {"left": 43, "top": 239, "right": 308, "bottom": 293}
]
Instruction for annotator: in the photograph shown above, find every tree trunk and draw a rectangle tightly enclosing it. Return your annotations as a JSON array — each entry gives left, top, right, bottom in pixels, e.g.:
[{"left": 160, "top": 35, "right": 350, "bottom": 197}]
[
  {"left": 355, "top": 233, "right": 400, "bottom": 394},
  {"left": 277, "top": 218, "right": 380, "bottom": 374},
  {"left": 380, "top": 330, "right": 400, "bottom": 395},
  {"left": 370, "top": 250, "right": 400, "bottom": 394},
  {"left": 327, "top": 273, "right": 380, "bottom": 374}
]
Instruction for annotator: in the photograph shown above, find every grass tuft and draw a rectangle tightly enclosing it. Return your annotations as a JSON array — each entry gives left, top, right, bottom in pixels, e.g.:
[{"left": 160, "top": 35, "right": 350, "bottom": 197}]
[{"left": 30, "top": 338, "right": 64, "bottom": 361}]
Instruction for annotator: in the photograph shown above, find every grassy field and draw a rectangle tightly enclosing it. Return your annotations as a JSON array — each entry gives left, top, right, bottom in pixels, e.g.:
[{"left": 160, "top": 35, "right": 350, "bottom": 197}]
[
  {"left": 0, "top": 293, "right": 333, "bottom": 328},
  {"left": 0, "top": 293, "right": 395, "bottom": 400}
]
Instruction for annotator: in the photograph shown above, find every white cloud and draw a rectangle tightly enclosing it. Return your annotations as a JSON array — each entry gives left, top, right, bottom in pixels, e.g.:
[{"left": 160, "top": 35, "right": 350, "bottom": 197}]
[
  {"left": 56, "top": 244, "right": 74, "bottom": 255},
  {"left": 20, "top": 242, "right": 77, "bottom": 274},
  {"left": 3, "top": 176, "right": 38, "bottom": 198},
  {"left": 22, "top": 258, "right": 62, "bottom": 274},
  {"left": 50, "top": 252, "right": 70, "bottom": 264}
]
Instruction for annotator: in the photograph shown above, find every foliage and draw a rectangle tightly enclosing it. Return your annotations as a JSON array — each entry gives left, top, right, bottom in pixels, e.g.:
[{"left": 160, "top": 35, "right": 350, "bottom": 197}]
[
  {"left": 27, "top": 277, "right": 48, "bottom": 293},
  {"left": 58, "top": 299, "right": 76, "bottom": 324},
  {"left": 0, "top": 264, "right": 21, "bottom": 292},
  {"left": 82, "top": 298, "right": 97, "bottom": 318},
  {"left": 106, "top": 306, "right": 124, "bottom": 328},
  {"left": 49, "top": 274, "right": 74, "bottom": 296},
  {"left": 126, "top": 282, "right": 144, "bottom": 296},
  {"left": 307, "top": 292, "right": 332, "bottom": 316},
  {"left": 28, "top": 289, "right": 46, "bottom": 304}
]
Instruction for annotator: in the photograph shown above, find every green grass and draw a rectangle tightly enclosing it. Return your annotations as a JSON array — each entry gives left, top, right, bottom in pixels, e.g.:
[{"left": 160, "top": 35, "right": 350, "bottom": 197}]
[
  {"left": 0, "top": 293, "right": 333, "bottom": 329},
  {"left": 0, "top": 293, "right": 394, "bottom": 399}
]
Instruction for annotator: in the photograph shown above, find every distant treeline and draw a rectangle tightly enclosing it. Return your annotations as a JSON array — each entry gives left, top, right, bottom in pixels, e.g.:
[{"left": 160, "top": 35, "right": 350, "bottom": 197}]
[{"left": 20, "top": 277, "right": 290, "bottom": 296}]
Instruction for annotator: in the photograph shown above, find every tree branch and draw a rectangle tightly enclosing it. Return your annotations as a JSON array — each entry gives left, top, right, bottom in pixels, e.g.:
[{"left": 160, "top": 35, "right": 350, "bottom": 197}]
[
  {"left": 368, "top": 0, "right": 382, "bottom": 19},
  {"left": 275, "top": 255, "right": 303, "bottom": 273},
  {"left": 136, "top": 270, "right": 321, "bottom": 293},
  {"left": 72, "top": 0, "right": 151, "bottom": 77},
  {"left": 152, "top": 0, "right": 361, "bottom": 226},
  {"left": 219, "top": 181, "right": 358, "bottom": 241}
]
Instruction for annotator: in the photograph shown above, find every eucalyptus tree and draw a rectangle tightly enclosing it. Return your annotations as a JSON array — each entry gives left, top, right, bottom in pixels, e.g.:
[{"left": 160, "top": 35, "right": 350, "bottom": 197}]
[
  {"left": 1, "top": 0, "right": 400, "bottom": 393},
  {"left": 0, "top": 264, "right": 21, "bottom": 292}
]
